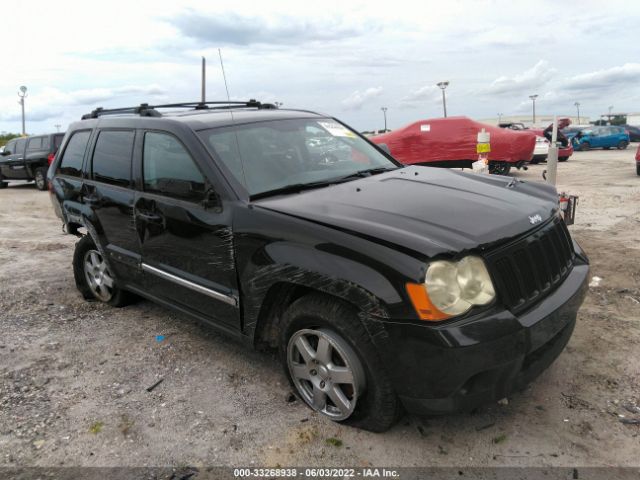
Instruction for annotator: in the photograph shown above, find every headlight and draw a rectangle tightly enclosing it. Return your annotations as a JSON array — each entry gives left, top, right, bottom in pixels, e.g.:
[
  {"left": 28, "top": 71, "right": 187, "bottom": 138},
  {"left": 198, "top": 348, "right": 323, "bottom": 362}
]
[{"left": 406, "top": 256, "right": 495, "bottom": 321}]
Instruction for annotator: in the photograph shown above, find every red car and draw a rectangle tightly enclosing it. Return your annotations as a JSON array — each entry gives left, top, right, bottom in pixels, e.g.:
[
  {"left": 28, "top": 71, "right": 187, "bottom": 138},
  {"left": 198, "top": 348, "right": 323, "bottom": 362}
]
[
  {"left": 636, "top": 144, "right": 640, "bottom": 176},
  {"left": 371, "top": 117, "right": 536, "bottom": 175},
  {"left": 530, "top": 128, "right": 574, "bottom": 162}
]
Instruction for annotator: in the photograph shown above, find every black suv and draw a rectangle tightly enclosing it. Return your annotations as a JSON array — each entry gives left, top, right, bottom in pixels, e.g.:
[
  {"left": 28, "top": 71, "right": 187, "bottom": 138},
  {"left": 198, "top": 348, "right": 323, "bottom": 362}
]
[
  {"left": 48, "top": 101, "right": 589, "bottom": 431},
  {"left": 1, "top": 133, "right": 65, "bottom": 190}
]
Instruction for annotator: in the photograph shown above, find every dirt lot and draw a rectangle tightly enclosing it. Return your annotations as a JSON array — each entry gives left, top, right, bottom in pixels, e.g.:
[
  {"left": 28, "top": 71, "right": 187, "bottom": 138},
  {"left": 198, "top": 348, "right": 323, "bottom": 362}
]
[{"left": 1, "top": 146, "right": 639, "bottom": 469}]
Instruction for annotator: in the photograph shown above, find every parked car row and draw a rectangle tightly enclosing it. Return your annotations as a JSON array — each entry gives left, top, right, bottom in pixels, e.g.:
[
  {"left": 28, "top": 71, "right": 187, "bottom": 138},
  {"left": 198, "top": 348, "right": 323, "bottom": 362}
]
[{"left": 0, "top": 133, "right": 64, "bottom": 190}]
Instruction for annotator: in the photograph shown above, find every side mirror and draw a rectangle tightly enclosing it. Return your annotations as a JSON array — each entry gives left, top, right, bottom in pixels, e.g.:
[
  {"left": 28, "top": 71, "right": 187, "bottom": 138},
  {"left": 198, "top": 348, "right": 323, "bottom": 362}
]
[
  {"left": 1, "top": 150, "right": 10, "bottom": 156},
  {"left": 378, "top": 143, "right": 391, "bottom": 154},
  {"left": 202, "top": 188, "right": 221, "bottom": 211}
]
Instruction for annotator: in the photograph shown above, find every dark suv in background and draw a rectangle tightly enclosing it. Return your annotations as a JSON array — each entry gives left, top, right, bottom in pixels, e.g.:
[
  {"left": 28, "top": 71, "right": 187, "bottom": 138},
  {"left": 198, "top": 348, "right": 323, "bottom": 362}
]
[
  {"left": 1, "top": 133, "right": 64, "bottom": 190},
  {"left": 48, "top": 101, "right": 589, "bottom": 431}
]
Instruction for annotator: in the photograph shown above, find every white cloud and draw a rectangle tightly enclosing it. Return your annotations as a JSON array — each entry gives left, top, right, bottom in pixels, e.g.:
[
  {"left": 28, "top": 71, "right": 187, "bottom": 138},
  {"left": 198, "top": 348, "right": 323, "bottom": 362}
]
[
  {"left": 561, "top": 63, "right": 640, "bottom": 92},
  {"left": 483, "top": 60, "right": 556, "bottom": 96},
  {"left": 400, "top": 85, "right": 441, "bottom": 107},
  {"left": 341, "top": 87, "right": 383, "bottom": 111}
]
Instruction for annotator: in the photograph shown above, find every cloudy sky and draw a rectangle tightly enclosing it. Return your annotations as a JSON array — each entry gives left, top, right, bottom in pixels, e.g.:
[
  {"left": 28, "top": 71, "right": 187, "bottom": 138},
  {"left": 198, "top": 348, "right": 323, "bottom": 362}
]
[{"left": 2, "top": 0, "right": 639, "bottom": 134}]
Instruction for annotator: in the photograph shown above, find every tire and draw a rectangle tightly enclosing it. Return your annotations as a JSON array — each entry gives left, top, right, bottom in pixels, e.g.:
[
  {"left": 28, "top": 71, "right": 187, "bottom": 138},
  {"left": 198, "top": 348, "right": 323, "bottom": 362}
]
[
  {"left": 529, "top": 158, "right": 540, "bottom": 165},
  {"left": 0, "top": 173, "right": 7, "bottom": 189},
  {"left": 617, "top": 141, "right": 628, "bottom": 150},
  {"left": 34, "top": 167, "right": 48, "bottom": 191},
  {"left": 579, "top": 142, "right": 590, "bottom": 151},
  {"left": 72, "top": 235, "right": 134, "bottom": 307},
  {"left": 603, "top": 147, "right": 610, "bottom": 150},
  {"left": 489, "top": 162, "right": 511, "bottom": 175},
  {"left": 280, "top": 293, "right": 401, "bottom": 432},
  {"left": 637, "top": 163, "right": 640, "bottom": 176},
  {"left": 559, "top": 156, "right": 568, "bottom": 162}
]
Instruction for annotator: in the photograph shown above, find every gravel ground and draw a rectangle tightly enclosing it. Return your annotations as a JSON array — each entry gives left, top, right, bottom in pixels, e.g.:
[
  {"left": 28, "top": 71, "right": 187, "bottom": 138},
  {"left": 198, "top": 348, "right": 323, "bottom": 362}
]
[{"left": 1, "top": 145, "right": 639, "bottom": 468}]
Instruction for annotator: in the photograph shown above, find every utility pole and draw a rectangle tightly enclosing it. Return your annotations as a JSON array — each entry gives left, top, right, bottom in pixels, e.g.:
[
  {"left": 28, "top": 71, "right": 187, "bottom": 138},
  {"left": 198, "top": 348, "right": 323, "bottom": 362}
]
[
  {"left": 437, "top": 81, "right": 449, "bottom": 118},
  {"left": 54, "top": 124, "right": 62, "bottom": 132},
  {"left": 18, "top": 86, "right": 27, "bottom": 136},
  {"left": 381, "top": 107, "right": 388, "bottom": 132},
  {"left": 529, "top": 94, "right": 538, "bottom": 125},
  {"left": 574, "top": 102, "right": 580, "bottom": 125},
  {"left": 201, "top": 57, "right": 206, "bottom": 103}
]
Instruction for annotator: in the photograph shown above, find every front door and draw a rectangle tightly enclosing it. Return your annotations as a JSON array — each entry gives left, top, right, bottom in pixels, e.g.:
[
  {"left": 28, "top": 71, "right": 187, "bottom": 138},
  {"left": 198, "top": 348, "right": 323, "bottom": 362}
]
[
  {"left": 2, "top": 138, "right": 27, "bottom": 180},
  {"left": 134, "top": 131, "right": 240, "bottom": 328}
]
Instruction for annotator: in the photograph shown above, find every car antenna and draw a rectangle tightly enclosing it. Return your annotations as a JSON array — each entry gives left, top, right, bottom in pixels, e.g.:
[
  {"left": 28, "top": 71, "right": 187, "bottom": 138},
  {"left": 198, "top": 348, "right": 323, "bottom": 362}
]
[{"left": 219, "top": 48, "right": 248, "bottom": 189}]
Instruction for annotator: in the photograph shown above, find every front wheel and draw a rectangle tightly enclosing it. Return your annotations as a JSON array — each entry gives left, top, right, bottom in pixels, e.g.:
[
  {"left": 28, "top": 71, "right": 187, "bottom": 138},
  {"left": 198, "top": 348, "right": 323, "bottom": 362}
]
[
  {"left": 489, "top": 162, "right": 511, "bottom": 175},
  {"left": 579, "top": 142, "right": 591, "bottom": 151},
  {"left": 617, "top": 141, "right": 628, "bottom": 150},
  {"left": 34, "top": 167, "right": 48, "bottom": 191},
  {"left": 280, "top": 294, "right": 401, "bottom": 432},
  {"left": 559, "top": 156, "right": 568, "bottom": 162},
  {"left": 73, "top": 235, "right": 134, "bottom": 307}
]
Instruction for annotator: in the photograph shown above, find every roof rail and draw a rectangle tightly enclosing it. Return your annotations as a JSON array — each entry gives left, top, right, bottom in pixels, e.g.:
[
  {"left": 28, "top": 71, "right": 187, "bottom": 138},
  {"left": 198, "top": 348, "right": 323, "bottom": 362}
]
[{"left": 81, "top": 99, "right": 277, "bottom": 120}]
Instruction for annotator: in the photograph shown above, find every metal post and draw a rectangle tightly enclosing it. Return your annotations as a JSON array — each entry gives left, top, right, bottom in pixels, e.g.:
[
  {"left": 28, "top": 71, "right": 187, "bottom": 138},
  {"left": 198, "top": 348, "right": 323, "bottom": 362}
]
[
  {"left": 574, "top": 102, "right": 580, "bottom": 125},
  {"left": 547, "top": 115, "right": 558, "bottom": 186},
  {"left": 437, "top": 81, "right": 449, "bottom": 118},
  {"left": 381, "top": 107, "right": 388, "bottom": 132},
  {"left": 497, "top": 113, "right": 503, "bottom": 124},
  {"left": 201, "top": 57, "right": 206, "bottom": 103},
  {"left": 529, "top": 94, "right": 538, "bottom": 125},
  {"left": 18, "top": 86, "right": 27, "bottom": 136}
]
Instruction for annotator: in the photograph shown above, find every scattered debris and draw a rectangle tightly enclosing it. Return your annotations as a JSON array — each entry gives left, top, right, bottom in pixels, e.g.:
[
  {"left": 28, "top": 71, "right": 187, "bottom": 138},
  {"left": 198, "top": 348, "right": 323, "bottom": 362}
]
[
  {"left": 155, "top": 335, "right": 165, "bottom": 342},
  {"left": 497, "top": 398, "right": 509, "bottom": 406},
  {"left": 622, "top": 404, "right": 640, "bottom": 415},
  {"left": 619, "top": 418, "right": 640, "bottom": 425},
  {"left": 32, "top": 439, "right": 45, "bottom": 449},
  {"left": 146, "top": 378, "right": 164, "bottom": 392},
  {"left": 325, "top": 437, "right": 343, "bottom": 447},
  {"left": 89, "top": 421, "right": 104, "bottom": 434},
  {"left": 285, "top": 392, "right": 296, "bottom": 403},
  {"left": 416, "top": 425, "right": 427, "bottom": 437},
  {"left": 475, "top": 420, "right": 496, "bottom": 431},
  {"left": 492, "top": 434, "right": 507, "bottom": 444},
  {"left": 588, "top": 276, "right": 602, "bottom": 287}
]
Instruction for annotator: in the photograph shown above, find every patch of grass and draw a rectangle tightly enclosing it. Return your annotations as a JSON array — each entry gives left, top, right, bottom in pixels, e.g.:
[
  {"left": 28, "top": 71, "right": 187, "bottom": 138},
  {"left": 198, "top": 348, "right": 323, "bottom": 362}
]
[
  {"left": 325, "top": 437, "right": 343, "bottom": 447},
  {"left": 493, "top": 434, "right": 507, "bottom": 444},
  {"left": 89, "top": 421, "right": 104, "bottom": 434}
]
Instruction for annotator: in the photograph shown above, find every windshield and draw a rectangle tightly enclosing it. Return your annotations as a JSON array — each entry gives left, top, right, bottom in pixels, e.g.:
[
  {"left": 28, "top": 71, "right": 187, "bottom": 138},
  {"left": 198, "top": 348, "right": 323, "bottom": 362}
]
[{"left": 198, "top": 118, "right": 399, "bottom": 197}]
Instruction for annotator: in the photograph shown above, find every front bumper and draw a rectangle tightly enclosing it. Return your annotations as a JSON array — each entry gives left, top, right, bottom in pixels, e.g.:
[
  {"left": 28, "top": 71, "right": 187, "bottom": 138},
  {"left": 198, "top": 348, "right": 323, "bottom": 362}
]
[{"left": 381, "top": 261, "right": 589, "bottom": 415}]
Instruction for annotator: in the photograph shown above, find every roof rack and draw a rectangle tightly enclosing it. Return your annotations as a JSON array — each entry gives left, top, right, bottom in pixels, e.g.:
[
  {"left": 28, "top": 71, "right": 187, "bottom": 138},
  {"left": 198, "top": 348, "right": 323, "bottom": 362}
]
[{"left": 81, "top": 99, "right": 277, "bottom": 120}]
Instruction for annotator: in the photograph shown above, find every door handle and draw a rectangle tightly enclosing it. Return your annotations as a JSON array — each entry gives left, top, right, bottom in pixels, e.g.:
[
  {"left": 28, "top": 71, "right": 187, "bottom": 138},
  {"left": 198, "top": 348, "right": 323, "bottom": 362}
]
[
  {"left": 136, "top": 212, "right": 163, "bottom": 223},
  {"left": 83, "top": 195, "right": 101, "bottom": 206}
]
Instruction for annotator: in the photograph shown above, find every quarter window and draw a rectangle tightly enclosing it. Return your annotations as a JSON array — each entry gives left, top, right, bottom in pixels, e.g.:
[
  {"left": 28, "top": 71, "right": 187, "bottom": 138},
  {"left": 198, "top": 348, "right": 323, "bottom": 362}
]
[
  {"left": 58, "top": 131, "right": 91, "bottom": 177},
  {"left": 91, "top": 130, "right": 135, "bottom": 187},
  {"left": 27, "top": 137, "right": 43, "bottom": 150},
  {"left": 143, "top": 132, "right": 206, "bottom": 202}
]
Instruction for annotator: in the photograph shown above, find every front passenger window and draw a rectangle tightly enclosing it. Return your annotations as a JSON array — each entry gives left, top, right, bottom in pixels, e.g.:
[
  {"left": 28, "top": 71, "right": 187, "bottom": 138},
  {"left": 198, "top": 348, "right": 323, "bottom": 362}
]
[{"left": 143, "top": 132, "right": 207, "bottom": 202}]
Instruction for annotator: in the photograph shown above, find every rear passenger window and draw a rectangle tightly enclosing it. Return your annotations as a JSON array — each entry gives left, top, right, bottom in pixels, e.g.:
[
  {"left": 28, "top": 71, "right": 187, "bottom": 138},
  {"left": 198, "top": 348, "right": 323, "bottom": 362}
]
[
  {"left": 91, "top": 130, "right": 135, "bottom": 187},
  {"left": 27, "top": 137, "right": 43, "bottom": 150},
  {"left": 143, "top": 132, "right": 206, "bottom": 202},
  {"left": 58, "top": 131, "right": 91, "bottom": 177}
]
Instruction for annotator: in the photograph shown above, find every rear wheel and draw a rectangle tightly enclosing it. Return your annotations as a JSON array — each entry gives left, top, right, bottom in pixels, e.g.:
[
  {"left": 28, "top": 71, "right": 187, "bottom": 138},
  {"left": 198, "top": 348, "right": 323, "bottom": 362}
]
[
  {"left": 73, "top": 235, "right": 134, "bottom": 307},
  {"left": 617, "top": 141, "right": 628, "bottom": 150},
  {"left": 280, "top": 294, "right": 401, "bottom": 432},
  {"left": 34, "top": 167, "right": 48, "bottom": 191},
  {"left": 489, "top": 162, "right": 511, "bottom": 175},
  {"left": 0, "top": 173, "right": 7, "bottom": 189},
  {"left": 559, "top": 156, "right": 568, "bottom": 162},
  {"left": 579, "top": 142, "right": 591, "bottom": 151}
]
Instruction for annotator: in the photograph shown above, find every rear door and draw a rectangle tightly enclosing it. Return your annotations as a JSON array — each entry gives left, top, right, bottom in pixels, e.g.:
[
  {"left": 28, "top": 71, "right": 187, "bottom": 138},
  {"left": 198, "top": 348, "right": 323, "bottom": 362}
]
[
  {"left": 84, "top": 129, "right": 142, "bottom": 284},
  {"left": 25, "top": 136, "right": 48, "bottom": 175},
  {"left": 134, "top": 130, "right": 240, "bottom": 329},
  {"left": 3, "top": 138, "right": 27, "bottom": 179}
]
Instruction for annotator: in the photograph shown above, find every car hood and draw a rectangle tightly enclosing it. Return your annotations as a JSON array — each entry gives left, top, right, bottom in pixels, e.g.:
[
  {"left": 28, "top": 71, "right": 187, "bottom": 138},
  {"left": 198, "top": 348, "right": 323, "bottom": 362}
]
[{"left": 254, "top": 166, "right": 559, "bottom": 258}]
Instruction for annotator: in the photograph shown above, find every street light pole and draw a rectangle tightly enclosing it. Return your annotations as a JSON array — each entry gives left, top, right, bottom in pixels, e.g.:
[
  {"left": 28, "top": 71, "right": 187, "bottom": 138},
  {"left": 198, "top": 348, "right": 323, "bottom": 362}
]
[
  {"left": 529, "top": 94, "right": 538, "bottom": 125},
  {"left": 608, "top": 105, "right": 613, "bottom": 124},
  {"left": 574, "top": 102, "right": 580, "bottom": 125},
  {"left": 54, "top": 124, "right": 62, "bottom": 132},
  {"left": 18, "top": 86, "right": 27, "bottom": 136},
  {"left": 497, "top": 113, "right": 503, "bottom": 125},
  {"left": 381, "top": 107, "right": 388, "bottom": 132},
  {"left": 437, "top": 81, "right": 449, "bottom": 118}
]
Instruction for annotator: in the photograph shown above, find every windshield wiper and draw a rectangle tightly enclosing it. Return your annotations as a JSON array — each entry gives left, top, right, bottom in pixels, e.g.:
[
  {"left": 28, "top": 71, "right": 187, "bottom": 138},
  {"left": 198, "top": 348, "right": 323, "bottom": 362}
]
[
  {"left": 251, "top": 180, "right": 337, "bottom": 200},
  {"left": 336, "top": 166, "right": 399, "bottom": 180}
]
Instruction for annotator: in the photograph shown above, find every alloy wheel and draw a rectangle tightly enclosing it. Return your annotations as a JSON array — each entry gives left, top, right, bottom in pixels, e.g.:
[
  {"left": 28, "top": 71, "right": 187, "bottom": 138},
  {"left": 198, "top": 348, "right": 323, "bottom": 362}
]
[
  {"left": 83, "top": 249, "right": 115, "bottom": 302},
  {"left": 287, "top": 328, "right": 365, "bottom": 421}
]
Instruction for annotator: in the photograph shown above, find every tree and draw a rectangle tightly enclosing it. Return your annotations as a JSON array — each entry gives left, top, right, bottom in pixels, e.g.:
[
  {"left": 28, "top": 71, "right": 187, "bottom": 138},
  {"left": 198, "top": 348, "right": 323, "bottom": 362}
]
[{"left": 0, "top": 132, "right": 21, "bottom": 147}]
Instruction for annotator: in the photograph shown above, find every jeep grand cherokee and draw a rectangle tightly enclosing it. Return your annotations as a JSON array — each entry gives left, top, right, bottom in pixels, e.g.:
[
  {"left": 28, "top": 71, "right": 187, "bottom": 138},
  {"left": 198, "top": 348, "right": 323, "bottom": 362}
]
[{"left": 48, "top": 100, "right": 589, "bottom": 432}]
